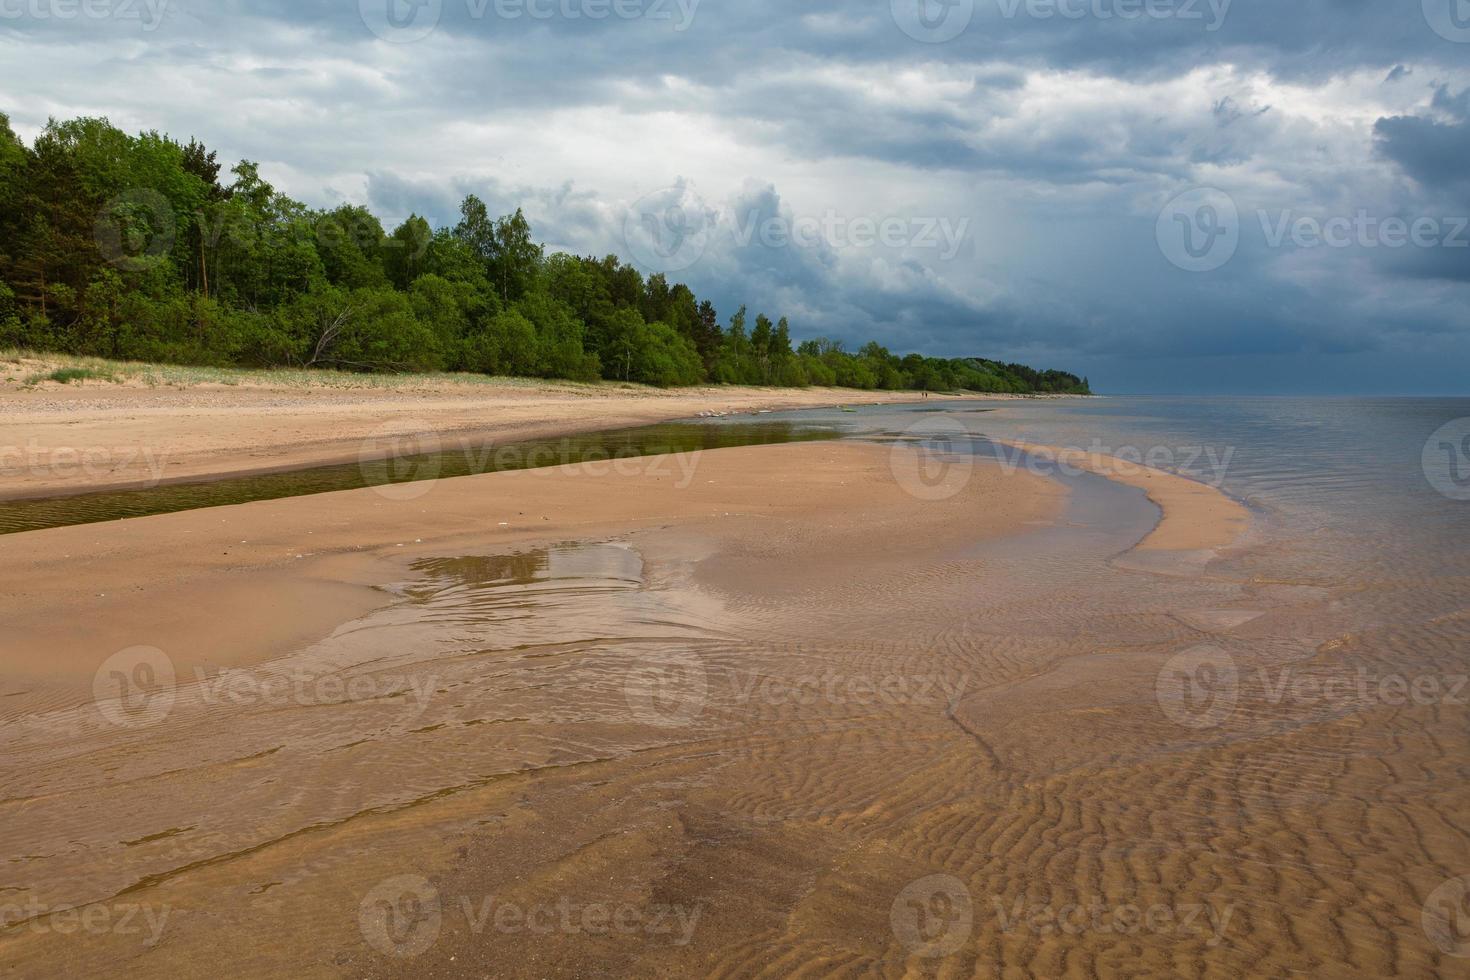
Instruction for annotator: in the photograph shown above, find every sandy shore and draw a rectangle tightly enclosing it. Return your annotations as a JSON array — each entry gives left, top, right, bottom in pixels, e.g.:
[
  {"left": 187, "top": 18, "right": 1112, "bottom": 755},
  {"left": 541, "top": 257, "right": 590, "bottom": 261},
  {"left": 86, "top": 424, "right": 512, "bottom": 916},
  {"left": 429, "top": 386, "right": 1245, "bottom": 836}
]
[
  {"left": 2, "top": 440, "right": 1072, "bottom": 975},
  {"left": 12, "top": 413, "right": 1455, "bottom": 979},
  {"left": 0, "top": 373, "right": 1036, "bottom": 499},
  {"left": 0, "top": 441, "right": 1065, "bottom": 687}
]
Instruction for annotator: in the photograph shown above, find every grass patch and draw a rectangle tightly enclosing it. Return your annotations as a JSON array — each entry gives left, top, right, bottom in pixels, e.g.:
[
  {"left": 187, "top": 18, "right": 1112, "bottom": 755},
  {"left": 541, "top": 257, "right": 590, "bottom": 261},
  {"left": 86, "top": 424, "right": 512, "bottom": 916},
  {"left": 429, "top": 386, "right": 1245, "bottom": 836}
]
[{"left": 26, "top": 366, "right": 116, "bottom": 385}]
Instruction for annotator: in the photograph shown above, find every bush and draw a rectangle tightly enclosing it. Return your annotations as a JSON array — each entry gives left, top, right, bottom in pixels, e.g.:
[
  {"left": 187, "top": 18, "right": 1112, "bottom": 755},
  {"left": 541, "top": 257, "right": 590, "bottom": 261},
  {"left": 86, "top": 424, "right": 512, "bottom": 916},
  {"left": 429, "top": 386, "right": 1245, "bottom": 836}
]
[{"left": 635, "top": 321, "right": 705, "bottom": 387}]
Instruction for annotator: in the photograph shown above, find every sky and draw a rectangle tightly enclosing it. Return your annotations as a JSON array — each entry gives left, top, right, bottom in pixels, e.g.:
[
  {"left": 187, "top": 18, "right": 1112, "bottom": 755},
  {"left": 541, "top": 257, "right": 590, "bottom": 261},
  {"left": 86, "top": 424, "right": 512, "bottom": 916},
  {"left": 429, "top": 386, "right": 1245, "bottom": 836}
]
[{"left": 2, "top": 0, "right": 1468, "bottom": 393}]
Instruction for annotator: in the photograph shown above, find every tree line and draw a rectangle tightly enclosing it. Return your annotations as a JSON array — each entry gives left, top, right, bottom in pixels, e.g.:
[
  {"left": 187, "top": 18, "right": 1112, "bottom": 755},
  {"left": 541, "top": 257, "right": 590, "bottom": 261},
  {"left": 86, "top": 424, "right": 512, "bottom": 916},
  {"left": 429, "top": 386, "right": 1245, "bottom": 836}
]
[{"left": 0, "top": 113, "right": 1091, "bottom": 394}]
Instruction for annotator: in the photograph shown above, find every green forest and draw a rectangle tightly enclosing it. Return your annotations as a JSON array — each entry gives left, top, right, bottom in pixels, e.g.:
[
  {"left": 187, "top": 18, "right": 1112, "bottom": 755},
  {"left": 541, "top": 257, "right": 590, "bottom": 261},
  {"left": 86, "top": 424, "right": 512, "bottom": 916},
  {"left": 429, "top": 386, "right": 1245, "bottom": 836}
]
[{"left": 0, "top": 113, "right": 1091, "bottom": 394}]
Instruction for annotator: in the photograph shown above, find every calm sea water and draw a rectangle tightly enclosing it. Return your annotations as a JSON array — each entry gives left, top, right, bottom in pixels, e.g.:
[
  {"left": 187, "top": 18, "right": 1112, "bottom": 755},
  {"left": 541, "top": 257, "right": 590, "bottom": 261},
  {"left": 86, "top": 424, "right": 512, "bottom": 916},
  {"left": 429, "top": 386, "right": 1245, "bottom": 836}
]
[{"left": 753, "top": 396, "right": 1470, "bottom": 582}]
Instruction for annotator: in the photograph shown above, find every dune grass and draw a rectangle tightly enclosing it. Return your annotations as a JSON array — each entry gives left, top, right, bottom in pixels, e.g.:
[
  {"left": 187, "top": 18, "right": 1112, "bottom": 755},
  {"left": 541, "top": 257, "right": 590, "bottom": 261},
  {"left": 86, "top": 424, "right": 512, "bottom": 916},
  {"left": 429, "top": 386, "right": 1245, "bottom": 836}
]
[
  {"left": 24, "top": 366, "right": 119, "bottom": 386},
  {"left": 0, "top": 349, "right": 647, "bottom": 394}
]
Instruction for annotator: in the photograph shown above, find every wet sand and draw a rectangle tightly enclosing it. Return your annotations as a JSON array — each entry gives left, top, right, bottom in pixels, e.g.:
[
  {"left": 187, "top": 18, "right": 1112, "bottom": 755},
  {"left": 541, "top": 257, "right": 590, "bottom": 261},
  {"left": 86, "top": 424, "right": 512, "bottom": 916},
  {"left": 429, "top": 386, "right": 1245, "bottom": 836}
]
[
  {"left": 2, "top": 440, "right": 1068, "bottom": 975},
  {"left": 0, "top": 442, "right": 1061, "bottom": 685},
  {"left": 4, "top": 429, "right": 1464, "bottom": 977}
]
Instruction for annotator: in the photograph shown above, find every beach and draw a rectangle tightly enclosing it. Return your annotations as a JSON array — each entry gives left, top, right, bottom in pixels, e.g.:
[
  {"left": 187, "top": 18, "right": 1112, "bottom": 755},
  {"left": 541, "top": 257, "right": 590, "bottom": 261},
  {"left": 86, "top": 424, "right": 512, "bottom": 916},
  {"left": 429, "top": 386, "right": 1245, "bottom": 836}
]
[
  {"left": 3, "top": 388, "right": 1466, "bottom": 978},
  {"left": 0, "top": 430, "right": 1068, "bottom": 975},
  {"left": 0, "top": 360, "right": 1051, "bottom": 499},
  {"left": 9, "top": 0, "right": 1469, "bottom": 973}
]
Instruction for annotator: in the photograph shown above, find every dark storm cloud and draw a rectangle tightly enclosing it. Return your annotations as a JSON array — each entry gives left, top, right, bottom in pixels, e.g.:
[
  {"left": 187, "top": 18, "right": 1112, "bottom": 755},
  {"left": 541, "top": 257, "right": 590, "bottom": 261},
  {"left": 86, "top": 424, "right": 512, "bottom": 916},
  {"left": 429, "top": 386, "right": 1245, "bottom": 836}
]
[
  {"left": 1375, "top": 85, "right": 1470, "bottom": 191},
  {"left": 219, "top": 0, "right": 1465, "bottom": 81}
]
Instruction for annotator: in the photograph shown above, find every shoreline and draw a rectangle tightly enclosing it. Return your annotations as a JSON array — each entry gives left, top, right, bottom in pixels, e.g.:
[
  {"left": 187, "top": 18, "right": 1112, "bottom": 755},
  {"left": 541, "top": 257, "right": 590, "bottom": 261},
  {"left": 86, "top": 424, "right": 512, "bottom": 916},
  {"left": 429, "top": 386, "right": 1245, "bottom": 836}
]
[
  {"left": 0, "top": 431, "right": 1251, "bottom": 692},
  {"left": 995, "top": 438, "right": 1249, "bottom": 554},
  {"left": 0, "top": 374, "right": 1079, "bottom": 500}
]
